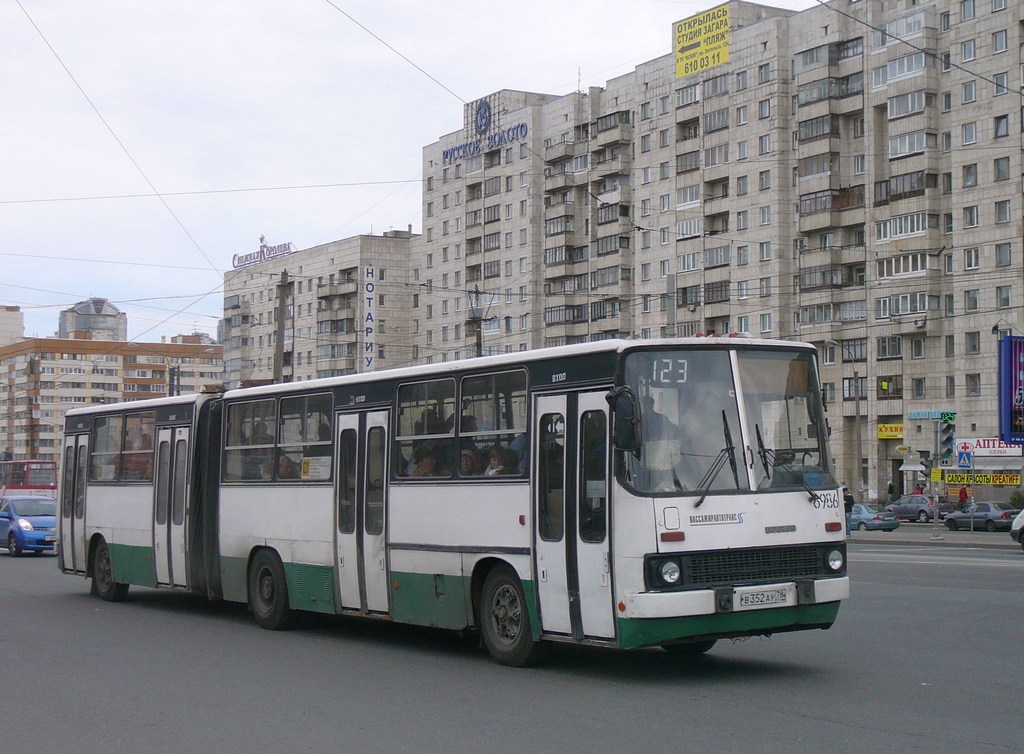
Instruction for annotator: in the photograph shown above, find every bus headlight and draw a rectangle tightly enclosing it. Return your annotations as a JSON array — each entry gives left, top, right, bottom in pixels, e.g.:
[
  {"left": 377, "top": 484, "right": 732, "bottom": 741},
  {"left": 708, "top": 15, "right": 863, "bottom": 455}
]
[
  {"left": 660, "top": 560, "right": 681, "bottom": 584},
  {"left": 825, "top": 548, "right": 844, "bottom": 572}
]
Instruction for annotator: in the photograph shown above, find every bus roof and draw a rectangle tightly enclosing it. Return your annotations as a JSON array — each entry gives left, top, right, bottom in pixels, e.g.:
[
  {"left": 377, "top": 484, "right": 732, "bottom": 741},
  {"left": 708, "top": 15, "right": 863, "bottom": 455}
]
[{"left": 62, "top": 336, "right": 817, "bottom": 416}]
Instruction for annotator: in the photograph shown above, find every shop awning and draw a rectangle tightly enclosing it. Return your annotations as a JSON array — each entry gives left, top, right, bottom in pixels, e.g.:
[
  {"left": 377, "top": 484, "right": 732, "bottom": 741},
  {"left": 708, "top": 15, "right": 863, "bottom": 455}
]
[{"left": 899, "top": 461, "right": 926, "bottom": 472}]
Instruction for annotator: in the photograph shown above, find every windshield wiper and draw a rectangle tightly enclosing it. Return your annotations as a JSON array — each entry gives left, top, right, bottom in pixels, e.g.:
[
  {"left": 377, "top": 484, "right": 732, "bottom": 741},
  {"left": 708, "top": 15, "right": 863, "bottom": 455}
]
[
  {"left": 755, "top": 424, "right": 772, "bottom": 480},
  {"left": 694, "top": 412, "right": 740, "bottom": 508},
  {"left": 722, "top": 410, "right": 739, "bottom": 489}
]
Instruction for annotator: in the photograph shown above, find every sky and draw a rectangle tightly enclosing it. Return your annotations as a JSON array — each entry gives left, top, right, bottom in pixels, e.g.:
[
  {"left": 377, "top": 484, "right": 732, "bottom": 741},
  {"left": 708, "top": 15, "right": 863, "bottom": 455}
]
[{"left": 2, "top": 0, "right": 819, "bottom": 343}]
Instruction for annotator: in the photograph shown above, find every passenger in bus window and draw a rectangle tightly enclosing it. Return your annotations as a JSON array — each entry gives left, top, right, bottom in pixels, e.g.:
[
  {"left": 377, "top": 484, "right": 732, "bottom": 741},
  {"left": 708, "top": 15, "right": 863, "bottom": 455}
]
[
  {"left": 251, "top": 421, "right": 272, "bottom": 445},
  {"left": 260, "top": 460, "right": 273, "bottom": 481},
  {"left": 459, "top": 450, "right": 479, "bottom": 476},
  {"left": 278, "top": 453, "right": 300, "bottom": 480},
  {"left": 410, "top": 446, "right": 437, "bottom": 477}
]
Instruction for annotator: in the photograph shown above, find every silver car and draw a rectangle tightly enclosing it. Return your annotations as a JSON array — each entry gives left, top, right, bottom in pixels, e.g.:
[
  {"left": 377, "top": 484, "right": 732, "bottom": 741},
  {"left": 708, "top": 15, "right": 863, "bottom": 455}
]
[
  {"left": 944, "top": 501, "right": 1021, "bottom": 532},
  {"left": 885, "top": 494, "right": 955, "bottom": 523}
]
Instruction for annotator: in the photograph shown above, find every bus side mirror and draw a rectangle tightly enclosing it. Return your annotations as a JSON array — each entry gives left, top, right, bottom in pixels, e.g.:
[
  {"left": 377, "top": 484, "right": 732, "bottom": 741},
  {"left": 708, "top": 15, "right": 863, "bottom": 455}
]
[{"left": 606, "top": 387, "right": 641, "bottom": 457}]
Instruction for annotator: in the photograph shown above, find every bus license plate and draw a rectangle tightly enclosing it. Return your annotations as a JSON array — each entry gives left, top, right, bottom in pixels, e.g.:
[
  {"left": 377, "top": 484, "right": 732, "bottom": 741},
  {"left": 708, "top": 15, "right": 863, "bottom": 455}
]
[{"left": 735, "top": 586, "right": 792, "bottom": 611}]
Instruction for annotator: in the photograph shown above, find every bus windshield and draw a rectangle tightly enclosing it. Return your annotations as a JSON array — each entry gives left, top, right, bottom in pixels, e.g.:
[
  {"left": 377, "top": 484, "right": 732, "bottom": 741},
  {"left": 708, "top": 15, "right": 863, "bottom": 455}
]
[
  {"left": 621, "top": 347, "right": 835, "bottom": 496},
  {"left": 736, "top": 349, "right": 835, "bottom": 491},
  {"left": 621, "top": 349, "right": 746, "bottom": 495}
]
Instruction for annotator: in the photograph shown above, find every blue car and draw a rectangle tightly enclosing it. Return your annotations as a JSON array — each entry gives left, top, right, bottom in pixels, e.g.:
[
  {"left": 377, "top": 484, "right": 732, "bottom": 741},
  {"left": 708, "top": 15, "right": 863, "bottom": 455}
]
[
  {"left": 849, "top": 503, "right": 900, "bottom": 532},
  {"left": 0, "top": 495, "right": 58, "bottom": 556}
]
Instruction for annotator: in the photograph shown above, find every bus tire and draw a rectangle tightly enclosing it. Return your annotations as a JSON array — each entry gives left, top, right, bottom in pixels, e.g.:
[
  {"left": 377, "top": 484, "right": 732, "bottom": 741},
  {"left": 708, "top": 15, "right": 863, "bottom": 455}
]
[
  {"left": 91, "top": 539, "right": 129, "bottom": 602},
  {"left": 662, "top": 639, "right": 717, "bottom": 655},
  {"left": 248, "top": 549, "right": 295, "bottom": 630},
  {"left": 479, "top": 565, "right": 544, "bottom": 667}
]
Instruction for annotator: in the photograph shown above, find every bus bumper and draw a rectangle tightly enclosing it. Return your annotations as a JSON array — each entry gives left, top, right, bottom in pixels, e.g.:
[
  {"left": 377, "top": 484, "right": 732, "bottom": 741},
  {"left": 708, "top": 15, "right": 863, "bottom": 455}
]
[{"left": 620, "top": 575, "right": 849, "bottom": 619}]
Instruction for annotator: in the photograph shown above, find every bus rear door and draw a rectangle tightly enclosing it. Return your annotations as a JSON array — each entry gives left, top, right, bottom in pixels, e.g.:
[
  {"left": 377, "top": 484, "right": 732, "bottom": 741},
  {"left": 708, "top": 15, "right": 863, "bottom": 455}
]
[
  {"left": 533, "top": 391, "right": 615, "bottom": 641},
  {"left": 153, "top": 426, "right": 190, "bottom": 587},
  {"left": 60, "top": 434, "right": 89, "bottom": 574},
  {"left": 334, "top": 410, "right": 390, "bottom": 614}
]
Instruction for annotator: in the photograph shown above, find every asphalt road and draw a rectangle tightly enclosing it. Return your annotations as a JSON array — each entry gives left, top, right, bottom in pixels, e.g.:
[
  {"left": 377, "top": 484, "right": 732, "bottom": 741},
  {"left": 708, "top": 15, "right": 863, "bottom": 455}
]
[{"left": 2, "top": 541, "right": 1021, "bottom": 753}]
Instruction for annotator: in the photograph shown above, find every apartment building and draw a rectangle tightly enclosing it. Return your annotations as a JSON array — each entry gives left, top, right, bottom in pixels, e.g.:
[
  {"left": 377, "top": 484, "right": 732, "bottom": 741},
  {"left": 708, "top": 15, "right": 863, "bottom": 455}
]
[
  {"left": 220, "top": 231, "right": 416, "bottom": 388},
  {"left": 0, "top": 337, "right": 223, "bottom": 462},
  {"left": 408, "top": 0, "right": 1023, "bottom": 499}
]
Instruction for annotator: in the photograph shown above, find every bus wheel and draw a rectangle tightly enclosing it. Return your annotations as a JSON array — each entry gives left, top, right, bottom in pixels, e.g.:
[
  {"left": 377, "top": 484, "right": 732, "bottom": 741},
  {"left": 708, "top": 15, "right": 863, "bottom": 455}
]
[
  {"left": 248, "top": 550, "right": 295, "bottom": 630},
  {"left": 91, "top": 540, "right": 129, "bottom": 602},
  {"left": 480, "top": 566, "right": 544, "bottom": 667},
  {"left": 7, "top": 532, "right": 20, "bottom": 557},
  {"left": 662, "top": 639, "right": 717, "bottom": 655}
]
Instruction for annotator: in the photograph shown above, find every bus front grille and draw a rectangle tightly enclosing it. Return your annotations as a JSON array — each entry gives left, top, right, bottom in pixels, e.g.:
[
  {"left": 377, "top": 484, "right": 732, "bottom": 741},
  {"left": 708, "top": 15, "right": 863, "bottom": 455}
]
[{"left": 682, "top": 546, "right": 824, "bottom": 588}]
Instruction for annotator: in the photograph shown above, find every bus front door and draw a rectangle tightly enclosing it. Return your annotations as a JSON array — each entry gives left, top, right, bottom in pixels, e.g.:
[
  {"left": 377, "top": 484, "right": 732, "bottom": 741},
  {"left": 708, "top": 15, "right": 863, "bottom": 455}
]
[
  {"left": 60, "top": 433, "right": 89, "bottom": 574},
  {"left": 334, "top": 411, "right": 390, "bottom": 614},
  {"left": 533, "top": 392, "right": 615, "bottom": 641},
  {"left": 153, "top": 426, "right": 189, "bottom": 587}
]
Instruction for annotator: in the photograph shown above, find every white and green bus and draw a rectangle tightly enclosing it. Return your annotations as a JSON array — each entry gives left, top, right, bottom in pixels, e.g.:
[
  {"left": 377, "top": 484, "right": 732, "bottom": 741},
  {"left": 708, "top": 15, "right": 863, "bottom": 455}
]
[{"left": 59, "top": 338, "right": 848, "bottom": 666}]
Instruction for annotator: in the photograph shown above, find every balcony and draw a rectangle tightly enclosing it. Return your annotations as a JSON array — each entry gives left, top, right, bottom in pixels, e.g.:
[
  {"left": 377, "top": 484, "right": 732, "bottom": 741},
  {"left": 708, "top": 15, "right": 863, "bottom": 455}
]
[
  {"left": 545, "top": 140, "right": 575, "bottom": 163},
  {"left": 544, "top": 171, "right": 574, "bottom": 193},
  {"left": 593, "top": 154, "right": 631, "bottom": 178},
  {"left": 317, "top": 281, "right": 358, "bottom": 297},
  {"left": 595, "top": 122, "right": 632, "bottom": 148}
]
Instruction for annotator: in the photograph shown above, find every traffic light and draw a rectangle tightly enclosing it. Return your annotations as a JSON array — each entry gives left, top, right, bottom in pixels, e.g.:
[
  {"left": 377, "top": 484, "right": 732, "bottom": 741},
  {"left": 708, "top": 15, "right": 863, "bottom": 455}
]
[{"left": 939, "top": 417, "right": 956, "bottom": 463}]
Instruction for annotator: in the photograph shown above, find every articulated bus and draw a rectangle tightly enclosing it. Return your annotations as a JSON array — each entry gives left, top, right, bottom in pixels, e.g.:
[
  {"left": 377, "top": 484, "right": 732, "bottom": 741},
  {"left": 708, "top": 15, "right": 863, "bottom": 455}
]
[
  {"left": 59, "top": 338, "right": 848, "bottom": 665},
  {"left": 0, "top": 460, "right": 58, "bottom": 496}
]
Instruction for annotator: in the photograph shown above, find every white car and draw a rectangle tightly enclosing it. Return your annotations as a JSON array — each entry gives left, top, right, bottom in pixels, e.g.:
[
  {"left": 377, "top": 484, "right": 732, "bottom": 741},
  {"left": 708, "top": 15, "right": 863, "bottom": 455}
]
[{"left": 1011, "top": 508, "right": 1024, "bottom": 553}]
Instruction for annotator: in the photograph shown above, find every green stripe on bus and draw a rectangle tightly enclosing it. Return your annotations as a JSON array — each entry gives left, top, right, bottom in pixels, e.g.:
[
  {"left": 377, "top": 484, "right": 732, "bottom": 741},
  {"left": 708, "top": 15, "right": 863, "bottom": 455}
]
[
  {"left": 616, "top": 602, "right": 842, "bottom": 650},
  {"left": 282, "top": 562, "right": 337, "bottom": 614},
  {"left": 219, "top": 556, "right": 337, "bottom": 614},
  {"left": 390, "top": 571, "right": 471, "bottom": 629},
  {"left": 108, "top": 543, "right": 157, "bottom": 587}
]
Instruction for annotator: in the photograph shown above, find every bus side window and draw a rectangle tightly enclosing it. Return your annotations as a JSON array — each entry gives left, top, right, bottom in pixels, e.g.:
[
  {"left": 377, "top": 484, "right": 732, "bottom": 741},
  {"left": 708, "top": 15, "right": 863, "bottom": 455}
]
[
  {"left": 337, "top": 429, "right": 357, "bottom": 534},
  {"left": 538, "top": 413, "right": 565, "bottom": 541},
  {"left": 579, "top": 410, "right": 607, "bottom": 543}
]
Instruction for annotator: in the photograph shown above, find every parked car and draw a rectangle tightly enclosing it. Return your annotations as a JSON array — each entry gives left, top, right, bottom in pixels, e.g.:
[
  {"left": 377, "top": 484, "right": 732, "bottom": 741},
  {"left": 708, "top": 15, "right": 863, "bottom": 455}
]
[
  {"left": 0, "top": 495, "right": 57, "bottom": 556},
  {"left": 945, "top": 501, "right": 1021, "bottom": 532},
  {"left": 1011, "top": 509, "right": 1024, "bottom": 552},
  {"left": 885, "top": 493, "right": 955, "bottom": 523},
  {"left": 849, "top": 503, "right": 900, "bottom": 532}
]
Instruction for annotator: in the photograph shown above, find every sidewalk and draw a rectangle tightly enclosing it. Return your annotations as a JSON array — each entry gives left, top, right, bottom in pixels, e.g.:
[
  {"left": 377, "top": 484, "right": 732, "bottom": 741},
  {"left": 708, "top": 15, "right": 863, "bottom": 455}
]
[{"left": 849, "top": 523, "right": 1020, "bottom": 551}]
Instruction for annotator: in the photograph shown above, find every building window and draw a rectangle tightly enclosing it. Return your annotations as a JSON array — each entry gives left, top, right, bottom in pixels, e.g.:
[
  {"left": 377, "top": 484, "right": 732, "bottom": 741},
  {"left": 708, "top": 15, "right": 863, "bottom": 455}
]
[
  {"left": 759, "top": 313, "right": 772, "bottom": 333},
  {"left": 759, "top": 99, "right": 771, "bottom": 119},
  {"left": 966, "top": 331, "right": 981, "bottom": 354},
  {"left": 992, "top": 29, "right": 1007, "bottom": 53},
  {"left": 962, "top": 163, "right": 977, "bottom": 187},
  {"left": 965, "top": 247, "right": 979, "bottom": 270},
  {"left": 759, "top": 170, "right": 771, "bottom": 190},
  {"left": 996, "top": 242, "right": 1011, "bottom": 266},
  {"left": 966, "top": 374, "right": 981, "bottom": 396},
  {"left": 994, "top": 114, "right": 1009, "bottom": 138},
  {"left": 965, "top": 289, "right": 979, "bottom": 311},
  {"left": 997, "top": 285, "right": 1011, "bottom": 308},
  {"left": 962, "top": 80, "right": 976, "bottom": 103},
  {"left": 994, "top": 156, "right": 1010, "bottom": 181},
  {"left": 912, "top": 378, "right": 926, "bottom": 399},
  {"left": 758, "top": 63, "right": 771, "bottom": 83},
  {"left": 946, "top": 375, "right": 956, "bottom": 398},
  {"left": 759, "top": 242, "right": 772, "bottom": 261},
  {"left": 994, "top": 72, "right": 1008, "bottom": 95},
  {"left": 911, "top": 337, "right": 925, "bottom": 359},
  {"left": 962, "top": 39, "right": 975, "bottom": 61},
  {"left": 759, "top": 134, "right": 771, "bottom": 154},
  {"left": 963, "top": 206, "right": 978, "bottom": 228},
  {"left": 962, "top": 122, "right": 977, "bottom": 144},
  {"left": 995, "top": 199, "right": 1010, "bottom": 223}
]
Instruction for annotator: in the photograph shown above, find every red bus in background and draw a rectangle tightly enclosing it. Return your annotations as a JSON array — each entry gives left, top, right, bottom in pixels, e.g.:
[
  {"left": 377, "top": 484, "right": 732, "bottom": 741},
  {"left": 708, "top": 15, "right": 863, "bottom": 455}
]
[{"left": 0, "top": 460, "right": 58, "bottom": 496}]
